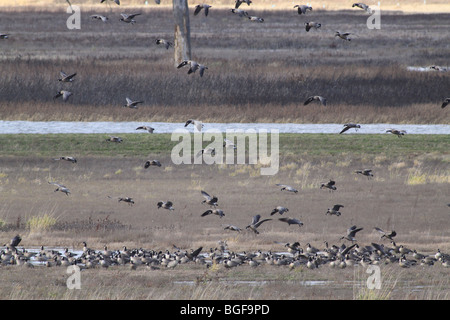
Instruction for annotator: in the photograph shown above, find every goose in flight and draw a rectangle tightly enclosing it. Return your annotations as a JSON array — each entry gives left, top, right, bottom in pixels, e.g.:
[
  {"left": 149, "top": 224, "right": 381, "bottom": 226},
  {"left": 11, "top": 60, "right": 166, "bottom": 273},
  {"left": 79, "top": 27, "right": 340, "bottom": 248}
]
[
  {"left": 201, "top": 209, "right": 225, "bottom": 218},
  {"left": 374, "top": 227, "right": 396, "bottom": 241},
  {"left": 100, "top": 0, "right": 120, "bottom": 5},
  {"left": 223, "top": 138, "right": 237, "bottom": 149},
  {"left": 194, "top": 4, "right": 212, "bottom": 16},
  {"left": 326, "top": 204, "right": 344, "bottom": 216},
  {"left": 185, "top": 119, "right": 204, "bottom": 131},
  {"left": 352, "top": 3, "right": 372, "bottom": 13},
  {"left": 355, "top": 169, "right": 373, "bottom": 179},
  {"left": 270, "top": 206, "right": 289, "bottom": 216},
  {"left": 386, "top": 129, "right": 406, "bottom": 137},
  {"left": 157, "top": 201, "right": 174, "bottom": 210},
  {"left": 304, "top": 95, "right": 326, "bottom": 106},
  {"left": 144, "top": 160, "right": 161, "bottom": 168},
  {"left": 136, "top": 125, "right": 154, "bottom": 133},
  {"left": 340, "top": 225, "right": 363, "bottom": 242},
  {"left": 58, "top": 71, "right": 77, "bottom": 83},
  {"left": 320, "top": 180, "right": 336, "bottom": 191},
  {"left": 0, "top": 34, "right": 9, "bottom": 39},
  {"left": 48, "top": 182, "right": 71, "bottom": 196},
  {"left": 120, "top": 13, "right": 141, "bottom": 24},
  {"left": 335, "top": 31, "right": 352, "bottom": 41},
  {"left": 123, "top": 97, "right": 143, "bottom": 108},
  {"left": 248, "top": 16, "right": 264, "bottom": 23},
  {"left": 304, "top": 22, "right": 321, "bottom": 32},
  {"left": 53, "top": 156, "right": 77, "bottom": 163},
  {"left": 230, "top": 8, "right": 249, "bottom": 17},
  {"left": 106, "top": 136, "right": 123, "bottom": 143},
  {"left": 441, "top": 98, "right": 449, "bottom": 109},
  {"left": 196, "top": 147, "right": 216, "bottom": 157},
  {"left": 235, "top": 0, "right": 252, "bottom": 9},
  {"left": 294, "top": 4, "right": 312, "bottom": 14},
  {"left": 91, "top": 14, "right": 109, "bottom": 22},
  {"left": 278, "top": 217, "right": 303, "bottom": 227},
  {"left": 340, "top": 123, "right": 360, "bottom": 134},
  {"left": 177, "top": 60, "right": 199, "bottom": 74},
  {"left": 118, "top": 197, "right": 135, "bottom": 205},
  {"left": 223, "top": 224, "right": 242, "bottom": 232},
  {"left": 201, "top": 190, "right": 219, "bottom": 207},
  {"left": 246, "top": 214, "right": 272, "bottom": 234},
  {"left": 276, "top": 184, "right": 298, "bottom": 193},
  {"left": 53, "top": 90, "right": 72, "bottom": 102},
  {"left": 155, "top": 38, "right": 173, "bottom": 50},
  {"left": 8, "top": 235, "right": 22, "bottom": 248}
]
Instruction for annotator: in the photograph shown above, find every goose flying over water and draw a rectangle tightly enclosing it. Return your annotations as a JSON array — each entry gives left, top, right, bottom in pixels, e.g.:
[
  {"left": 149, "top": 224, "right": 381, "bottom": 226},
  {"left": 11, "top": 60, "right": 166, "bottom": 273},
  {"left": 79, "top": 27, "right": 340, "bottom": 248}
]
[
  {"left": 340, "top": 123, "right": 360, "bottom": 134},
  {"left": 184, "top": 119, "right": 204, "bottom": 131},
  {"left": 386, "top": 129, "right": 406, "bottom": 137},
  {"left": 136, "top": 125, "right": 154, "bottom": 133}
]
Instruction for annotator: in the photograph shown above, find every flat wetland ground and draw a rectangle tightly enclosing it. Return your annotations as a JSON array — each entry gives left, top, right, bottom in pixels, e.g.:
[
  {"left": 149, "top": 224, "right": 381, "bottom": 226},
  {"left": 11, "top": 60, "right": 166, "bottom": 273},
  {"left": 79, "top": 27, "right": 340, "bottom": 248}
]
[{"left": 0, "top": 0, "right": 449, "bottom": 301}]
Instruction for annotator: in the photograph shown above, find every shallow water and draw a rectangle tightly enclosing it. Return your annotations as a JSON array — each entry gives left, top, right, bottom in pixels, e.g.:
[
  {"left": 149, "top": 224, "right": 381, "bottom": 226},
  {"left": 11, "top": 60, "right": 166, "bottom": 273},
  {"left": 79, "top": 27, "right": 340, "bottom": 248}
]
[{"left": 1, "top": 121, "right": 449, "bottom": 134}]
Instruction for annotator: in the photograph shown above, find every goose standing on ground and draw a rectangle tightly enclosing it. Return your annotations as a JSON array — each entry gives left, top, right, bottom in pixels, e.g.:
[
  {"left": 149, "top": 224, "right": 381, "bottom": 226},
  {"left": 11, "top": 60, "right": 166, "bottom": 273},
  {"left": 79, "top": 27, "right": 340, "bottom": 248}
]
[
  {"left": 340, "top": 225, "right": 363, "bottom": 242},
  {"left": 136, "top": 125, "right": 155, "bottom": 133},
  {"left": 352, "top": 3, "right": 372, "bottom": 13},
  {"left": 53, "top": 156, "right": 77, "bottom": 163},
  {"left": 374, "top": 227, "right": 396, "bottom": 241},
  {"left": 335, "top": 31, "right": 352, "bottom": 41},
  {"left": 123, "top": 97, "right": 143, "bottom": 108},
  {"left": 246, "top": 215, "right": 272, "bottom": 234},
  {"left": 120, "top": 13, "right": 141, "bottom": 24},
  {"left": 294, "top": 4, "right": 312, "bottom": 14},
  {"left": 441, "top": 98, "right": 449, "bottom": 109},
  {"left": 201, "top": 209, "right": 225, "bottom": 218},
  {"left": 304, "top": 22, "right": 321, "bottom": 32},
  {"left": 271, "top": 206, "right": 289, "bottom": 216},
  {"left": 53, "top": 90, "right": 72, "bottom": 102},
  {"left": 340, "top": 123, "right": 361, "bottom": 134},
  {"left": 278, "top": 217, "right": 303, "bottom": 227},
  {"left": 276, "top": 184, "right": 298, "bottom": 193},
  {"left": 194, "top": 4, "right": 212, "bottom": 16},
  {"left": 91, "top": 14, "right": 109, "bottom": 22},
  {"left": 155, "top": 38, "right": 173, "bottom": 50},
  {"left": 320, "top": 180, "right": 336, "bottom": 191},
  {"left": 58, "top": 71, "right": 77, "bottom": 83},
  {"left": 304, "top": 95, "right": 326, "bottom": 106},
  {"left": 235, "top": 0, "right": 251, "bottom": 9},
  {"left": 326, "top": 204, "right": 344, "bottom": 216},
  {"left": 0, "top": 34, "right": 9, "bottom": 39},
  {"left": 48, "top": 182, "right": 71, "bottom": 196},
  {"left": 157, "top": 201, "right": 174, "bottom": 211},
  {"left": 144, "top": 160, "right": 161, "bottom": 168},
  {"left": 201, "top": 190, "right": 219, "bottom": 207},
  {"left": 386, "top": 129, "right": 406, "bottom": 137},
  {"left": 355, "top": 169, "right": 373, "bottom": 179},
  {"left": 118, "top": 197, "right": 135, "bottom": 205},
  {"left": 184, "top": 119, "right": 204, "bottom": 132},
  {"left": 106, "top": 136, "right": 123, "bottom": 142}
]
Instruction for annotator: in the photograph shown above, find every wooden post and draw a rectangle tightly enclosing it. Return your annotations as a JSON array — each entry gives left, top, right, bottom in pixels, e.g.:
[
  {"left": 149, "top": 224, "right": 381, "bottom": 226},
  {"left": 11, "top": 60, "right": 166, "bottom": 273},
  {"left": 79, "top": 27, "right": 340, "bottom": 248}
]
[{"left": 173, "top": 0, "right": 191, "bottom": 67}]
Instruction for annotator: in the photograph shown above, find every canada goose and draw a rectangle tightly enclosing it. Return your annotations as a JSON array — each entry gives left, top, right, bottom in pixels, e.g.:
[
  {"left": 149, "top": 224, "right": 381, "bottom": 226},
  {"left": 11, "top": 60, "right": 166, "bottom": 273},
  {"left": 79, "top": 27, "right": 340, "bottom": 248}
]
[
  {"left": 53, "top": 156, "right": 77, "bottom": 163},
  {"left": 355, "top": 169, "right": 373, "bottom": 179},
  {"left": 58, "top": 71, "right": 77, "bottom": 83},
  {"left": 186, "top": 247, "right": 203, "bottom": 261},
  {"left": 430, "top": 65, "right": 448, "bottom": 72},
  {"left": 386, "top": 128, "right": 406, "bottom": 137},
  {"left": 194, "top": 4, "right": 211, "bottom": 16},
  {"left": 335, "top": 31, "right": 352, "bottom": 41},
  {"left": 157, "top": 201, "right": 174, "bottom": 210},
  {"left": 8, "top": 235, "right": 22, "bottom": 248},
  {"left": 326, "top": 204, "right": 344, "bottom": 216},
  {"left": 101, "top": 0, "right": 120, "bottom": 5},
  {"left": 340, "top": 225, "right": 363, "bottom": 242},
  {"left": 177, "top": 60, "right": 200, "bottom": 75},
  {"left": 304, "top": 22, "right": 321, "bottom": 32},
  {"left": 246, "top": 214, "right": 272, "bottom": 234},
  {"left": 53, "top": 90, "right": 72, "bottom": 102},
  {"left": 304, "top": 95, "right": 327, "bottom": 106},
  {"left": 340, "top": 123, "right": 361, "bottom": 134},
  {"left": 123, "top": 97, "right": 143, "bottom": 108},
  {"left": 201, "top": 209, "right": 225, "bottom": 218},
  {"left": 0, "top": 34, "right": 9, "bottom": 39},
  {"left": 136, "top": 125, "right": 154, "bottom": 133},
  {"left": 374, "top": 227, "right": 396, "bottom": 241},
  {"left": 352, "top": 3, "right": 372, "bottom": 13},
  {"left": 278, "top": 217, "right": 303, "bottom": 227},
  {"left": 144, "top": 160, "right": 161, "bottom": 168},
  {"left": 276, "top": 184, "right": 298, "bottom": 193},
  {"left": 399, "top": 255, "right": 416, "bottom": 268},
  {"left": 294, "top": 4, "right": 312, "bottom": 14},
  {"left": 196, "top": 147, "right": 216, "bottom": 157},
  {"left": 441, "top": 98, "right": 449, "bottom": 109},
  {"left": 118, "top": 197, "right": 135, "bottom": 205},
  {"left": 230, "top": 8, "right": 249, "bottom": 17},
  {"left": 270, "top": 206, "right": 289, "bottom": 216},
  {"left": 106, "top": 136, "right": 123, "bottom": 142},
  {"left": 201, "top": 190, "right": 219, "bottom": 207},
  {"left": 184, "top": 119, "right": 204, "bottom": 131},
  {"left": 223, "top": 224, "right": 242, "bottom": 232},
  {"left": 48, "top": 181, "right": 71, "bottom": 196},
  {"left": 235, "top": 0, "right": 251, "bottom": 9},
  {"left": 91, "top": 14, "right": 108, "bottom": 22},
  {"left": 248, "top": 16, "right": 264, "bottom": 23},
  {"left": 155, "top": 38, "right": 173, "bottom": 50},
  {"left": 223, "top": 138, "right": 237, "bottom": 149},
  {"left": 320, "top": 180, "right": 336, "bottom": 191},
  {"left": 120, "top": 13, "right": 141, "bottom": 24}
]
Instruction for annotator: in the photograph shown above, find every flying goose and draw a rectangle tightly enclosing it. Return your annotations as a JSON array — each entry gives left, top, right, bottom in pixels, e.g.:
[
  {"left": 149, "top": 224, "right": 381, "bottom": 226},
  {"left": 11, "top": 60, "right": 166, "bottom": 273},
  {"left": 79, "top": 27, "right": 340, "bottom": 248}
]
[
  {"left": 340, "top": 123, "right": 361, "bottom": 134},
  {"left": 48, "top": 182, "right": 71, "bottom": 196},
  {"left": 177, "top": 60, "right": 199, "bottom": 74},
  {"left": 355, "top": 169, "right": 373, "bottom": 179},
  {"left": 304, "top": 95, "right": 327, "bottom": 106},
  {"left": 123, "top": 97, "right": 143, "bottom": 108},
  {"left": 248, "top": 16, "right": 264, "bottom": 23},
  {"left": 352, "top": 3, "right": 372, "bottom": 13},
  {"left": 144, "top": 160, "right": 161, "bottom": 168},
  {"left": 276, "top": 184, "right": 298, "bottom": 193},
  {"left": 58, "top": 71, "right": 77, "bottom": 82},
  {"left": 246, "top": 214, "right": 272, "bottom": 234},
  {"left": 441, "top": 98, "right": 449, "bottom": 109},
  {"left": 230, "top": 8, "right": 249, "bottom": 17},
  {"left": 9, "top": 235, "right": 22, "bottom": 248},
  {"left": 157, "top": 201, "right": 174, "bottom": 210},
  {"left": 53, "top": 90, "right": 72, "bottom": 102},
  {"left": 340, "top": 225, "right": 363, "bottom": 242},
  {"left": 0, "top": 34, "right": 9, "bottom": 39},
  {"left": 100, "top": 0, "right": 120, "bottom": 5},
  {"left": 335, "top": 31, "right": 352, "bottom": 41},
  {"left": 278, "top": 217, "right": 303, "bottom": 227},
  {"left": 201, "top": 190, "right": 219, "bottom": 207},
  {"left": 304, "top": 22, "right": 321, "bottom": 32},
  {"left": 106, "top": 136, "right": 123, "bottom": 142},
  {"left": 223, "top": 224, "right": 242, "bottom": 232},
  {"left": 270, "top": 206, "right": 289, "bottom": 216},
  {"left": 155, "top": 38, "right": 173, "bottom": 50},
  {"left": 374, "top": 227, "right": 396, "bottom": 241},
  {"left": 196, "top": 147, "right": 216, "bottom": 157},
  {"left": 326, "top": 204, "right": 344, "bottom": 216},
  {"left": 120, "top": 13, "right": 141, "bottom": 24},
  {"left": 136, "top": 125, "right": 155, "bottom": 133},
  {"left": 235, "top": 0, "right": 252, "bottom": 9},
  {"left": 294, "top": 4, "right": 312, "bottom": 14},
  {"left": 320, "top": 180, "right": 336, "bottom": 191},
  {"left": 91, "top": 14, "right": 109, "bottom": 22},
  {"left": 194, "top": 4, "right": 212, "bottom": 16},
  {"left": 53, "top": 156, "right": 77, "bottom": 163},
  {"left": 118, "top": 197, "right": 135, "bottom": 205},
  {"left": 184, "top": 119, "right": 204, "bottom": 131},
  {"left": 223, "top": 138, "right": 237, "bottom": 149},
  {"left": 201, "top": 209, "right": 225, "bottom": 218},
  {"left": 386, "top": 128, "right": 406, "bottom": 137}
]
